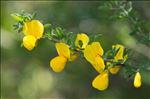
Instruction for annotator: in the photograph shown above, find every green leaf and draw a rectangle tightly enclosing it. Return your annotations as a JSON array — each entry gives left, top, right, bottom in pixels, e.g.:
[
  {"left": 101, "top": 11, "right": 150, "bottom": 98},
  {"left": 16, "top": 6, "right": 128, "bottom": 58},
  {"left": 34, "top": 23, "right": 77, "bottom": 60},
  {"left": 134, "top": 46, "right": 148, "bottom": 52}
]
[
  {"left": 55, "top": 27, "right": 64, "bottom": 39},
  {"left": 20, "top": 43, "right": 24, "bottom": 47},
  {"left": 44, "top": 24, "right": 52, "bottom": 28},
  {"left": 67, "top": 32, "right": 73, "bottom": 37},
  {"left": 11, "top": 13, "right": 23, "bottom": 21},
  {"left": 18, "top": 28, "right": 22, "bottom": 33},
  {"left": 70, "top": 34, "right": 77, "bottom": 48},
  {"left": 89, "top": 34, "right": 102, "bottom": 43},
  {"left": 31, "top": 12, "right": 37, "bottom": 19},
  {"left": 123, "top": 62, "right": 135, "bottom": 79},
  {"left": 126, "top": 1, "right": 132, "bottom": 13},
  {"left": 123, "top": 48, "right": 130, "bottom": 57}
]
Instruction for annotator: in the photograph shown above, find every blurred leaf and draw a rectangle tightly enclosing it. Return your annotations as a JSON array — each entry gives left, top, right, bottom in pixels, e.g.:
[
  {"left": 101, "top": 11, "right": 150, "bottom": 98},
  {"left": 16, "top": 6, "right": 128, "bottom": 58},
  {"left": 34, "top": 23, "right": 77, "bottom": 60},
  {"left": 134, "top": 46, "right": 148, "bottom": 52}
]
[
  {"left": 126, "top": 1, "right": 132, "bottom": 12},
  {"left": 129, "top": 30, "right": 137, "bottom": 35},
  {"left": 70, "top": 34, "right": 77, "bottom": 49},
  {"left": 124, "top": 63, "right": 135, "bottom": 79},
  {"left": 20, "top": 43, "right": 23, "bottom": 47},
  {"left": 145, "top": 23, "right": 150, "bottom": 31},
  {"left": 11, "top": 13, "right": 23, "bottom": 21},
  {"left": 55, "top": 27, "right": 65, "bottom": 39},
  {"left": 44, "top": 24, "right": 52, "bottom": 28},
  {"left": 89, "top": 34, "right": 102, "bottom": 43},
  {"left": 31, "top": 12, "right": 37, "bottom": 19}
]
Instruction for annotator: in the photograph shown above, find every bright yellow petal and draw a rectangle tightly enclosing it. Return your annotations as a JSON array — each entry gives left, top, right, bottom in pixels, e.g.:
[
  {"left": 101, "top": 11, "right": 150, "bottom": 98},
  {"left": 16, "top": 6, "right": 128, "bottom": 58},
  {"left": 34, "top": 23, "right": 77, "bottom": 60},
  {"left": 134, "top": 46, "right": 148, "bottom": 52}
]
[
  {"left": 92, "top": 71, "right": 109, "bottom": 91},
  {"left": 93, "top": 56, "right": 105, "bottom": 73},
  {"left": 23, "top": 22, "right": 29, "bottom": 35},
  {"left": 84, "top": 42, "right": 105, "bottom": 73},
  {"left": 50, "top": 56, "right": 67, "bottom": 72},
  {"left": 56, "top": 43, "right": 70, "bottom": 59},
  {"left": 75, "top": 33, "right": 89, "bottom": 49},
  {"left": 134, "top": 72, "right": 142, "bottom": 88},
  {"left": 113, "top": 44, "right": 125, "bottom": 61},
  {"left": 23, "top": 20, "right": 44, "bottom": 39},
  {"left": 23, "top": 35, "right": 37, "bottom": 51},
  {"left": 84, "top": 45, "right": 97, "bottom": 64},
  {"left": 91, "top": 42, "right": 104, "bottom": 56},
  {"left": 109, "top": 66, "right": 121, "bottom": 74}
]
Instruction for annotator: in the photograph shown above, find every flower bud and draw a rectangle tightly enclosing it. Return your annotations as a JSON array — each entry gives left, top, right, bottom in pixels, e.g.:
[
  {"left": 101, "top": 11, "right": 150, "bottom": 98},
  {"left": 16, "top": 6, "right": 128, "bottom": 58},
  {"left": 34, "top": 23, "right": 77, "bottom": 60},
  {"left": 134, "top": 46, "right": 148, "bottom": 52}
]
[
  {"left": 134, "top": 72, "right": 142, "bottom": 88},
  {"left": 23, "top": 35, "right": 37, "bottom": 51}
]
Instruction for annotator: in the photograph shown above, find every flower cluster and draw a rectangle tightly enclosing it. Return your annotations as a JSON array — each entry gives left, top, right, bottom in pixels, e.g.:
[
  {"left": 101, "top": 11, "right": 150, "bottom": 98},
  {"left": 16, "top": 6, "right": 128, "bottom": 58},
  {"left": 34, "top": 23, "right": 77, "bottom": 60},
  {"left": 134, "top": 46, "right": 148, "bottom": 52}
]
[
  {"left": 23, "top": 20, "right": 44, "bottom": 51},
  {"left": 11, "top": 11, "right": 44, "bottom": 51},
  {"left": 12, "top": 12, "right": 142, "bottom": 91}
]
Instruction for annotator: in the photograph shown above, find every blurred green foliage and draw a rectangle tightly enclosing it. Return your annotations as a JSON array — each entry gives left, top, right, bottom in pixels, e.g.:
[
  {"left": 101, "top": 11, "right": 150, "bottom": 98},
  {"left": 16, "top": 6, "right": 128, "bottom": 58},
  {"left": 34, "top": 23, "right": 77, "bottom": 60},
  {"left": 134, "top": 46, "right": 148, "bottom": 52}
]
[
  {"left": 99, "top": 1, "right": 150, "bottom": 46},
  {"left": 1, "top": 1, "right": 150, "bottom": 99}
]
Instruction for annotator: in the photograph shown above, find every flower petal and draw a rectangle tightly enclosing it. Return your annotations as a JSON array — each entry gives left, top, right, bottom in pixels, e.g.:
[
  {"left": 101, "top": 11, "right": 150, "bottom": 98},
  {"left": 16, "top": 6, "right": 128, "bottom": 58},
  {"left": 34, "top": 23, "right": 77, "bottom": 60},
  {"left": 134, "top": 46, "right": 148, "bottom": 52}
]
[
  {"left": 134, "top": 72, "right": 142, "bottom": 88},
  {"left": 23, "top": 20, "right": 44, "bottom": 39},
  {"left": 56, "top": 43, "right": 70, "bottom": 59},
  {"left": 109, "top": 66, "right": 121, "bottom": 74},
  {"left": 94, "top": 56, "right": 105, "bottom": 73},
  {"left": 113, "top": 44, "right": 125, "bottom": 61},
  {"left": 23, "top": 35, "right": 37, "bottom": 51},
  {"left": 84, "top": 44, "right": 97, "bottom": 64},
  {"left": 84, "top": 42, "right": 105, "bottom": 73},
  {"left": 75, "top": 33, "right": 89, "bottom": 49},
  {"left": 92, "top": 71, "right": 109, "bottom": 91},
  {"left": 50, "top": 56, "right": 67, "bottom": 72},
  {"left": 91, "top": 42, "right": 104, "bottom": 56}
]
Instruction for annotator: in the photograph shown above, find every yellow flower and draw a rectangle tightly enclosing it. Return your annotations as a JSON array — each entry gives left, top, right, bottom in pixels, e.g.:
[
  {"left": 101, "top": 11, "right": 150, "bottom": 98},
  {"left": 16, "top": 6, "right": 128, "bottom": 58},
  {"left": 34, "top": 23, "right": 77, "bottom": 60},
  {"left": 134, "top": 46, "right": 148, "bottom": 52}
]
[
  {"left": 107, "top": 62, "right": 121, "bottom": 75},
  {"left": 84, "top": 42, "right": 105, "bottom": 73},
  {"left": 50, "top": 56, "right": 67, "bottom": 72},
  {"left": 23, "top": 35, "right": 37, "bottom": 51},
  {"left": 134, "top": 72, "right": 142, "bottom": 88},
  {"left": 112, "top": 44, "right": 127, "bottom": 61},
  {"left": 108, "top": 44, "right": 127, "bottom": 74},
  {"left": 50, "top": 43, "right": 70, "bottom": 72},
  {"left": 92, "top": 71, "right": 109, "bottom": 91},
  {"left": 75, "top": 33, "right": 89, "bottom": 49},
  {"left": 23, "top": 20, "right": 44, "bottom": 39},
  {"left": 55, "top": 43, "right": 70, "bottom": 59}
]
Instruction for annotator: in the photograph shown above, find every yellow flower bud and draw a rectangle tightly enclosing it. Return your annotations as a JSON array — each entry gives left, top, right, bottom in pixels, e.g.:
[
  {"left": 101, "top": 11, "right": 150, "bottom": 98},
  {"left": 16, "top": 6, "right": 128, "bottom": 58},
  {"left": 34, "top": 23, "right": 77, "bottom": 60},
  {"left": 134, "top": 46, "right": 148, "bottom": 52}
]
[
  {"left": 75, "top": 33, "right": 89, "bottom": 49},
  {"left": 134, "top": 72, "right": 142, "bottom": 88},
  {"left": 23, "top": 35, "right": 37, "bottom": 51},
  {"left": 92, "top": 71, "right": 109, "bottom": 91},
  {"left": 23, "top": 20, "right": 44, "bottom": 39},
  {"left": 50, "top": 56, "right": 67, "bottom": 73}
]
